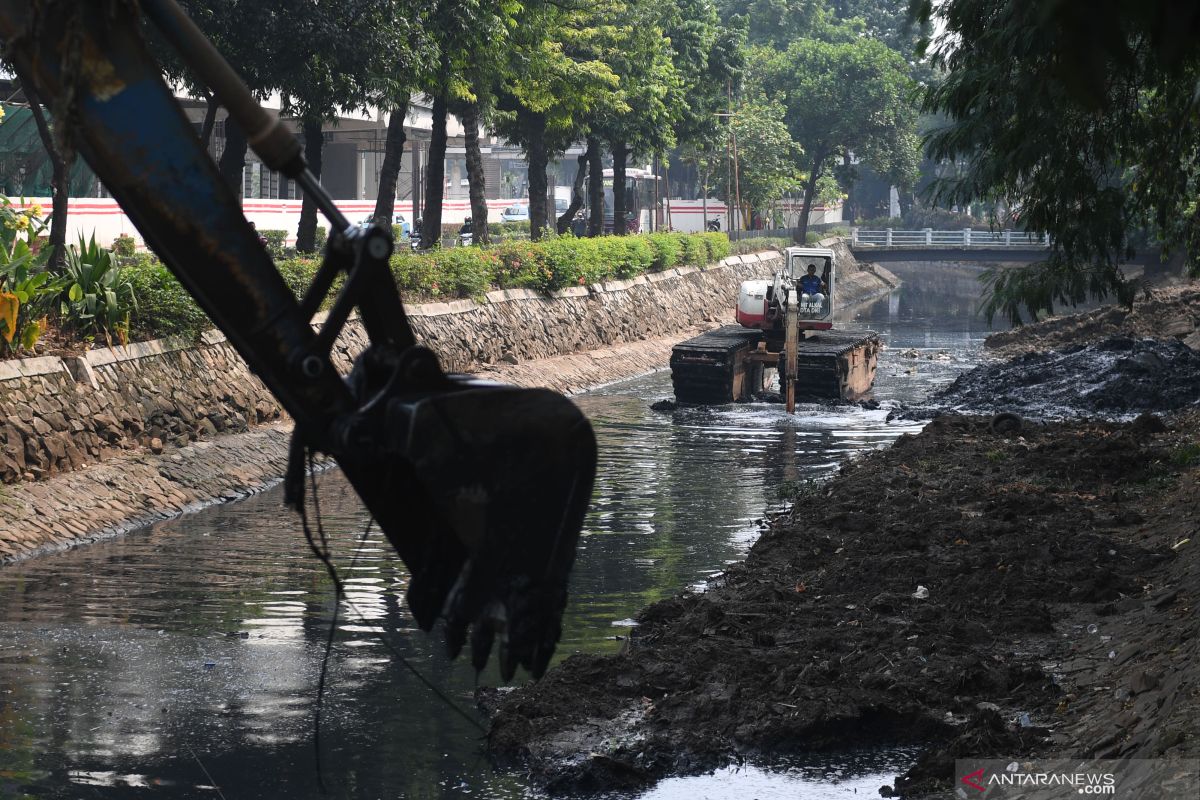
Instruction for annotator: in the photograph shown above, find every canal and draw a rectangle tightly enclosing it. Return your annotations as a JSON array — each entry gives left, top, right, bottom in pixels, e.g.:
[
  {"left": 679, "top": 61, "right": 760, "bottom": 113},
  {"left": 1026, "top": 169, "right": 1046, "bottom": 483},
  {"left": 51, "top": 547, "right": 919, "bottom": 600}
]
[{"left": 0, "top": 283, "right": 996, "bottom": 799}]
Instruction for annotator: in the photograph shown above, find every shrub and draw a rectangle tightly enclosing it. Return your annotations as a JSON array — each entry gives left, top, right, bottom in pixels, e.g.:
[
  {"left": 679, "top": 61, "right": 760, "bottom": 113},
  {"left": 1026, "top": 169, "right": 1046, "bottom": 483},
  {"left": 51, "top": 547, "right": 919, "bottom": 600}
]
[
  {"left": 260, "top": 229, "right": 288, "bottom": 258},
  {"left": 314, "top": 226, "right": 327, "bottom": 252},
  {"left": 679, "top": 233, "right": 709, "bottom": 267},
  {"left": 701, "top": 232, "right": 731, "bottom": 263},
  {"left": 391, "top": 251, "right": 444, "bottom": 296},
  {"left": 596, "top": 236, "right": 653, "bottom": 279},
  {"left": 492, "top": 240, "right": 548, "bottom": 289},
  {"left": 428, "top": 247, "right": 497, "bottom": 299},
  {"left": 60, "top": 233, "right": 137, "bottom": 345},
  {"left": 730, "top": 237, "right": 791, "bottom": 255},
  {"left": 123, "top": 259, "right": 208, "bottom": 341},
  {"left": 275, "top": 258, "right": 320, "bottom": 301},
  {"left": 112, "top": 234, "right": 137, "bottom": 257},
  {"left": 539, "top": 236, "right": 599, "bottom": 290},
  {"left": 645, "top": 232, "right": 682, "bottom": 271}
]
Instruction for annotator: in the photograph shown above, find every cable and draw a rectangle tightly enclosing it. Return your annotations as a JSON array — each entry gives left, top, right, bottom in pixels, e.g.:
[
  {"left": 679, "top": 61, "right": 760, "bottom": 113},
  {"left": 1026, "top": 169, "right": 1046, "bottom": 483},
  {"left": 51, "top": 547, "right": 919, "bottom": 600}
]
[
  {"left": 298, "top": 450, "right": 340, "bottom": 796},
  {"left": 296, "top": 448, "right": 487, "bottom": 798}
]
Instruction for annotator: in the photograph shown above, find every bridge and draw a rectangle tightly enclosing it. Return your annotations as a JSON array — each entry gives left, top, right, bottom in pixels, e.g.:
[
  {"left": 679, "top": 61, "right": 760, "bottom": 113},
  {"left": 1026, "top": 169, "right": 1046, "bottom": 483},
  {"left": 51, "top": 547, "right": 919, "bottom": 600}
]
[{"left": 847, "top": 228, "right": 1052, "bottom": 263}]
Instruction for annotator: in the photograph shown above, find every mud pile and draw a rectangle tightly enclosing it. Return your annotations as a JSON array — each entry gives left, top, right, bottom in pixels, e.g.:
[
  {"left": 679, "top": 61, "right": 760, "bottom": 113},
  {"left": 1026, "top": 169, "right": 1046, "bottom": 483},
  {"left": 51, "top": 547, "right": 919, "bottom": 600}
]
[
  {"left": 906, "top": 337, "right": 1200, "bottom": 419},
  {"left": 985, "top": 285, "right": 1200, "bottom": 357},
  {"left": 485, "top": 413, "right": 1200, "bottom": 795}
]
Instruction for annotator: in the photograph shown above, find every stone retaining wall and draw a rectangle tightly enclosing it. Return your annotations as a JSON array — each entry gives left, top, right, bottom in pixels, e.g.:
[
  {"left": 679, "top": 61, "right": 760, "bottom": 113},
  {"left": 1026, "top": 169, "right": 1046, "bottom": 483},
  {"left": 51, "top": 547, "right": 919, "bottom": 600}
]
[
  {"left": 0, "top": 241, "right": 898, "bottom": 563},
  {"left": 0, "top": 252, "right": 795, "bottom": 487}
]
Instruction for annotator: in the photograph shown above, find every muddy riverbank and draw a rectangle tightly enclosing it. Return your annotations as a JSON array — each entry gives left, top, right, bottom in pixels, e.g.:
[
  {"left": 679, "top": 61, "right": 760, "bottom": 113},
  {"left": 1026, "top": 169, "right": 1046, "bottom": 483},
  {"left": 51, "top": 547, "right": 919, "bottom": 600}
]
[
  {"left": 486, "top": 410, "right": 1200, "bottom": 796},
  {"left": 985, "top": 283, "right": 1200, "bottom": 357}
]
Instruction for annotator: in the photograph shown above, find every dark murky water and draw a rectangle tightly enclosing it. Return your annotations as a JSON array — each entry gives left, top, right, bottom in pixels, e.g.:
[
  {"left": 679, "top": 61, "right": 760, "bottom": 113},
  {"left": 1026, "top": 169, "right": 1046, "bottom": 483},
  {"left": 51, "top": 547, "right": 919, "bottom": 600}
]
[{"left": 0, "top": 286, "right": 999, "bottom": 799}]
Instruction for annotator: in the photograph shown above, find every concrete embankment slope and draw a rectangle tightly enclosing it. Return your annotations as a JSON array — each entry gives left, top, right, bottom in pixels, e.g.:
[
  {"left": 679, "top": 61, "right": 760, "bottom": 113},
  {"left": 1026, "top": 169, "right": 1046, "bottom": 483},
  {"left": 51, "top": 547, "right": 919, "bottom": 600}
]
[{"left": 0, "top": 243, "right": 898, "bottom": 563}]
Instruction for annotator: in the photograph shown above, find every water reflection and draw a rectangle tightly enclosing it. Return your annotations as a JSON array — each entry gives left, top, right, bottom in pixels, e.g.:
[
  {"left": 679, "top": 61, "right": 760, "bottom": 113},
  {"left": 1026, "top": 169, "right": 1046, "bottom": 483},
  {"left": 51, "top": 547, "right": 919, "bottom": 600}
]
[{"left": 0, "top": 286, "right": 1000, "bottom": 798}]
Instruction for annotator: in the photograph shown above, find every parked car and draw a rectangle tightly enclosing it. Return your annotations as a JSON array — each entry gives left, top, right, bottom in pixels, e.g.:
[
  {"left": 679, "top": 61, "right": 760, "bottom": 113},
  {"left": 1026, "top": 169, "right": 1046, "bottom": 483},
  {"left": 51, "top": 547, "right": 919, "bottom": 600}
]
[
  {"left": 361, "top": 214, "right": 412, "bottom": 237},
  {"left": 500, "top": 205, "right": 530, "bottom": 223}
]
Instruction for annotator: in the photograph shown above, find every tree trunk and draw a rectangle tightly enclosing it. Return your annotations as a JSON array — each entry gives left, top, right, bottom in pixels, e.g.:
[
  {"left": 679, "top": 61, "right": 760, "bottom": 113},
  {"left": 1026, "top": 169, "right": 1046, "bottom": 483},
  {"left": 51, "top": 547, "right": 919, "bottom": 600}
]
[
  {"left": 461, "top": 100, "right": 489, "bottom": 245},
  {"left": 296, "top": 118, "right": 324, "bottom": 253},
  {"left": 199, "top": 94, "right": 218, "bottom": 151},
  {"left": 610, "top": 140, "right": 628, "bottom": 236},
  {"left": 20, "top": 77, "right": 68, "bottom": 269},
  {"left": 420, "top": 95, "right": 448, "bottom": 249},
  {"left": 373, "top": 107, "right": 407, "bottom": 225},
  {"left": 796, "top": 156, "right": 824, "bottom": 243},
  {"left": 524, "top": 111, "right": 549, "bottom": 242},
  {"left": 586, "top": 136, "right": 603, "bottom": 237},
  {"left": 556, "top": 142, "right": 591, "bottom": 235},
  {"left": 218, "top": 114, "right": 248, "bottom": 195}
]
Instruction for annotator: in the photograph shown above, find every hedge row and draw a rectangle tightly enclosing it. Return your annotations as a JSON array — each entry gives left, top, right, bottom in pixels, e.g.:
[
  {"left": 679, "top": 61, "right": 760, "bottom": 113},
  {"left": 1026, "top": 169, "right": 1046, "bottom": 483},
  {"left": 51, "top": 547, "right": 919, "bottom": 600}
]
[{"left": 122, "top": 232, "right": 767, "bottom": 341}]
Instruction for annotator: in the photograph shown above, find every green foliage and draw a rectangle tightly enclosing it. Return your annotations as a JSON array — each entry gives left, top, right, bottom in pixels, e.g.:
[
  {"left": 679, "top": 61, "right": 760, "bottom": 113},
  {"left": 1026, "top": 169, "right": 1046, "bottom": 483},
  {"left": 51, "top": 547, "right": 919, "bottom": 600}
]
[
  {"left": 60, "top": 234, "right": 137, "bottom": 345},
  {"left": 111, "top": 234, "right": 137, "bottom": 257},
  {"left": 730, "top": 236, "right": 791, "bottom": 254},
  {"left": 122, "top": 260, "right": 208, "bottom": 341},
  {"left": 678, "top": 233, "right": 709, "bottom": 266},
  {"left": 426, "top": 247, "right": 497, "bottom": 299},
  {"left": 32, "top": 232, "right": 774, "bottom": 350},
  {"left": 978, "top": 260, "right": 1137, "bottom": 327},
  {"left": 0, "top": 199, "right": 57, "bottom": 353},
  {"left": 314, "top": 226, "right": 327, "bottom": 252},
  {"left": 755, "top": 36, "right": 920, "bottom": 232},
  {"left": 260, "top": 229, "right": 288, "bottom": 258},
  {"left": 1168, "top": 443, "right": 1200, "bottom": 469},
  {"left": 713, "top": 96, "right": 805, "bottom": 219},
  {"left": 701, "top": 232, "right": 731, "bottom": 262},
  {"left": 646, "top": 232, "right": 683, "bottom": 270},
  {"left": 915, "top": 0, "right": 1200, "bottom": 322},
  {"left": 274, "top": 258, "right": 320, "bottom": 301}
]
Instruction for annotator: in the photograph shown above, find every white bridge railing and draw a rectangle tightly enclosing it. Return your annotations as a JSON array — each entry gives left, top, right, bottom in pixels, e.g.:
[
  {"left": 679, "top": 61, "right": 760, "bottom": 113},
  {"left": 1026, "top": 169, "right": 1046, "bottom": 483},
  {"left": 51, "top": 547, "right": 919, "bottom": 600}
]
[{"left": 850, "top": 228, "right": 1051, "bottom": 248}]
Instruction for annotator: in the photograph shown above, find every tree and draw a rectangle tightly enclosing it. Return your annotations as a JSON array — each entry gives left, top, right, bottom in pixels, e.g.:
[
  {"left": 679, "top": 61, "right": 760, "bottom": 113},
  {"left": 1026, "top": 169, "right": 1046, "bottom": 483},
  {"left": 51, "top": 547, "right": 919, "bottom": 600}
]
[
  {"left": 167, "top": 1, "right": 282, "bottom": 186},
  {"left": 713, "top": 97, "right": 804, "bottom": 227},
  {"left": 271, "top": 1, "right": 414, "bottom": 252},
  {"left": 372, "top": 107, "right": 409, "bottom": 226},
  {"left": 757, "top": 38, "right": 918, "bottom": 240},
  {"left": 912, "top": 0, "right": 1200, "bottom": 323},
  {"left": 493, "top": 1, "right": 619, "bottom": 240},
  {"left": 423, "top": 0, "right": 519, "bottom": 247},
  {"left": 12, "top": 74, "right": 67, "bottom": 269},
  {"left": 591, "top": 0, "right": 682, "bottom": 234}
]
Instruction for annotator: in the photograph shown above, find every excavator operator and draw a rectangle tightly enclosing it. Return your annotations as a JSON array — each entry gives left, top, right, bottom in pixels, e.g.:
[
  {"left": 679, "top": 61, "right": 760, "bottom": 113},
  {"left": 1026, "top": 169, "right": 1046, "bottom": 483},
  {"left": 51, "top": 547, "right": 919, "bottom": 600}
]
[{"left": 799, "top": 263, "right": 827, "bottom": 304}]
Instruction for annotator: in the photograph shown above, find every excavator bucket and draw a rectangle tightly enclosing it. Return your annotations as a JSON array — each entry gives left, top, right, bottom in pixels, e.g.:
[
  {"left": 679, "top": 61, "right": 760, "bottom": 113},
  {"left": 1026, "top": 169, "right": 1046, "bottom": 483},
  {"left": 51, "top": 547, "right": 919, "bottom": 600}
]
[
  {"left": 366, "top": 381, "right": 596, "bottom": 680},
  {"left": 388, "top": 383, "right": 595, "bottom": 681}
]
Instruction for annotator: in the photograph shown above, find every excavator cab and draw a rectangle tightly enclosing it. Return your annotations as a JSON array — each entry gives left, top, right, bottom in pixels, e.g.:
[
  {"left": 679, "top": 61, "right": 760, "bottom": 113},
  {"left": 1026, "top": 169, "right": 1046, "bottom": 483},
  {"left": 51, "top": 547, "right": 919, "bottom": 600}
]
[
  {"left": 0, "top": 0, "right": 594, "bottom": 681},
  {"left": 785, "top": 247, "right": 835, "bottom": 326}
]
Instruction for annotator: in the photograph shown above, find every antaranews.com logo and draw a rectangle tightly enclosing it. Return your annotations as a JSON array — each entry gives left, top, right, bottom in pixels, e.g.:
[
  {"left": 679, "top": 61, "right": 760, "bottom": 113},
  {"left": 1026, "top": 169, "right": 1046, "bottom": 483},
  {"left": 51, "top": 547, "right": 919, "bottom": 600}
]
[{"left": 954, "top": 759, "right": 1199, "bottom": 799}]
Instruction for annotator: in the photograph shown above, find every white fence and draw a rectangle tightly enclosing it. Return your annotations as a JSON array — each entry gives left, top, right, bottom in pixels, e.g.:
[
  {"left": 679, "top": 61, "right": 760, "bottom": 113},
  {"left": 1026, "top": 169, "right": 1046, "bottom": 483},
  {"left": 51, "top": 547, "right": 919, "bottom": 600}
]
[{"left": 850, "top": 228, "right": 1051, "bottom": 248}]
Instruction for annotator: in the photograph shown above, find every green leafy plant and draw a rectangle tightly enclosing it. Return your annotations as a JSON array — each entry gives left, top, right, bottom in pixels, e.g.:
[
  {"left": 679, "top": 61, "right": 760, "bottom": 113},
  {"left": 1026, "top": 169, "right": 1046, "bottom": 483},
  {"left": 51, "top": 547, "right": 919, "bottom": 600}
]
[
  {"left": 123, "top": 260, "right": 208, "bottom": 341},
  {"left": 259, "top": 229, "right": 288, "bottom": 258},
  {"left": 111, "top": 234, "right": 137, "bottom": 257},
  {"left": 0, "top": 197, "right": 57, "bottom": 353},
  {"left": 60, "top": 233, "right": 137, "bottom": 345}
]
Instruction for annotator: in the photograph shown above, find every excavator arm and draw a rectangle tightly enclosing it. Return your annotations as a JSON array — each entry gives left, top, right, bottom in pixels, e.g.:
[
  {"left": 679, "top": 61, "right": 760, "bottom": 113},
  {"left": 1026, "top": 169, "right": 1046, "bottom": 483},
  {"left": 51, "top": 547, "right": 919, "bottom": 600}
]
[{"left": 0, "top": 0, "right": 596, "bottom": 680}]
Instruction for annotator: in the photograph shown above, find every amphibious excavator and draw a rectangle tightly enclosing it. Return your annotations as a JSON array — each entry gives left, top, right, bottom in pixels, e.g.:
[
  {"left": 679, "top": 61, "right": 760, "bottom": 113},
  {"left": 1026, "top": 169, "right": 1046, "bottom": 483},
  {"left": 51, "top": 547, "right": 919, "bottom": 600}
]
[
  {"left": 0, "top": 0, "right": 594, "bottom": 681},
  {"left": 671, "top": 247, "right": 879, "bottom": 412}
]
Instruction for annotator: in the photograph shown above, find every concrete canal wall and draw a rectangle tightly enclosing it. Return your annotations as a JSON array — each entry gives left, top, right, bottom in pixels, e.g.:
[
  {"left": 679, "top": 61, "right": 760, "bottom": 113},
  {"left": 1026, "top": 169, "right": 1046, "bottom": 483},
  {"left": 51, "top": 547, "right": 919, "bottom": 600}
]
[{"left": 0, "top": 242, "right": 898, "bottom": 563}]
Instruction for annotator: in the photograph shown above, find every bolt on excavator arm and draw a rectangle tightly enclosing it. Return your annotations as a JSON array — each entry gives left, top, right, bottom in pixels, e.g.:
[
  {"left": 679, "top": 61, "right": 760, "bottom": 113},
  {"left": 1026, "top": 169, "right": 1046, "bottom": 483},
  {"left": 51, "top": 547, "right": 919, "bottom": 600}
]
[{"left": 0, "top": 0, "right": 596, "bottom": 681}]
